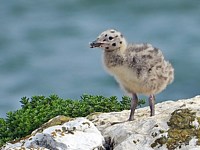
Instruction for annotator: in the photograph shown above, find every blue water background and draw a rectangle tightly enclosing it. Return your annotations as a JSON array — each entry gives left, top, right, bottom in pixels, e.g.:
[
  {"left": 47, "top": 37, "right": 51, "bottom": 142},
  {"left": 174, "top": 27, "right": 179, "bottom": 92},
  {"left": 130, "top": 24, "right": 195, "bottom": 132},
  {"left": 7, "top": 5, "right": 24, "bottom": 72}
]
[{"left": 0, "top": 0, "right": 200, "bottom": 117}]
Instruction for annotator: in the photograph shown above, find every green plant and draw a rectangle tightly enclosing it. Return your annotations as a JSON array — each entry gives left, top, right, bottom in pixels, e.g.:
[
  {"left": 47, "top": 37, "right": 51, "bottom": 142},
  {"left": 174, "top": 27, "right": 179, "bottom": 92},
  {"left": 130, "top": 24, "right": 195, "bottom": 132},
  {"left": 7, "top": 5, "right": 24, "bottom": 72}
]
[{"left": 0, "top": 94, "right": 145, "bottom": 147}]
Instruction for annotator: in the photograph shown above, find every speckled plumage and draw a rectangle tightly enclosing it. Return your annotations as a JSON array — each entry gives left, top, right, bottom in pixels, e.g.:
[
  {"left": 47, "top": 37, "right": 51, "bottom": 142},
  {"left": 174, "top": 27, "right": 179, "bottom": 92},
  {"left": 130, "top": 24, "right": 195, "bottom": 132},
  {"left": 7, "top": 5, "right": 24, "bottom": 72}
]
[
  {"left": 104, "top": 43, "right": 174, "bottom": 95},
  {"left": 90, "top": 29, "right": 174, "bottom": 121}
]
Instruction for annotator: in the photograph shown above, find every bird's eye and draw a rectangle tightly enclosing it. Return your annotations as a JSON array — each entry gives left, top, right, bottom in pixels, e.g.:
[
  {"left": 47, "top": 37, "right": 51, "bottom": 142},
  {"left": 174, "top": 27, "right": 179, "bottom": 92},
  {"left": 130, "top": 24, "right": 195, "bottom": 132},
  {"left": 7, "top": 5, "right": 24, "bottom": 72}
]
[{"left": 109, "top": 36, "right": 113, "bottom": 40}]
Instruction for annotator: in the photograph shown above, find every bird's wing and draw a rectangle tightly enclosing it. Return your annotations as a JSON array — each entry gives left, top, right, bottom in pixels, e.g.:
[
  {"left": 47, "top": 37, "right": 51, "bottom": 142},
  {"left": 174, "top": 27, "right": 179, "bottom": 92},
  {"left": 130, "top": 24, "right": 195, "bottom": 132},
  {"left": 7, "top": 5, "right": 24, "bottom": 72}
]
[{"left": 126, "top": 43, "right": 165, "bottom": 78}]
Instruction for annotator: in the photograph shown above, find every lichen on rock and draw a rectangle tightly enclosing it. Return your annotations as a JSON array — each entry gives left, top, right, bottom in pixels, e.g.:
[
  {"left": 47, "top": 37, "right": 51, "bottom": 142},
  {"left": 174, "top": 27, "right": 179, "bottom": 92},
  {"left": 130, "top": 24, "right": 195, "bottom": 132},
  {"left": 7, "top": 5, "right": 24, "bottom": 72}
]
[
  {"left": 151, "top": 108, "right": 200, "bottom": 149},
  {"left": 32, "top": 115, "right": 72, "bottom": 135}
]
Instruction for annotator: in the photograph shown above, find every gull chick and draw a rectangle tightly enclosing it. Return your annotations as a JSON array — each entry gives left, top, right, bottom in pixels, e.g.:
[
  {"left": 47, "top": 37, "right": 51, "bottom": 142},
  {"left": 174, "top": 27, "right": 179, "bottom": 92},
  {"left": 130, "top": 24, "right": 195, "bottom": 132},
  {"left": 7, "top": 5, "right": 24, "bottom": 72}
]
[{"left": 90, "top": 29, "right": 174, "bottom": 121}]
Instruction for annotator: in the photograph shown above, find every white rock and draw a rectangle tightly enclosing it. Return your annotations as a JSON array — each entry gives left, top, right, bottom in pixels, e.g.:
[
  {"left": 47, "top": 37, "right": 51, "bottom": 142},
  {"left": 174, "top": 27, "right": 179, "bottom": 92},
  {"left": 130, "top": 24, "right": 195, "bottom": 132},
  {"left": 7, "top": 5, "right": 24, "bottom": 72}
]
[
  {"left": 3, "top": 117, "right": 105, "bottom": 150},
  {"left": 89, "top": 95, "right": 200, "bottom": 150}
]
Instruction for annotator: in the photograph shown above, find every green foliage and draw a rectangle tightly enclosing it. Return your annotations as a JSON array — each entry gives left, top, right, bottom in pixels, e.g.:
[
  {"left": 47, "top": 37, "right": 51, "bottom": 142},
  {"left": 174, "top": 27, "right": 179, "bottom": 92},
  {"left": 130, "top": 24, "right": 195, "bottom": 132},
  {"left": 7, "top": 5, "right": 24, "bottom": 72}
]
[
  {"left": 0, "top": 94, "right": 145, "bottom": 147},
  {"left": 138, "top": 98, "right": 146, "bottom": 107},
  {"left": 0, "top": 94, "right": 144, "bottom": 146}
]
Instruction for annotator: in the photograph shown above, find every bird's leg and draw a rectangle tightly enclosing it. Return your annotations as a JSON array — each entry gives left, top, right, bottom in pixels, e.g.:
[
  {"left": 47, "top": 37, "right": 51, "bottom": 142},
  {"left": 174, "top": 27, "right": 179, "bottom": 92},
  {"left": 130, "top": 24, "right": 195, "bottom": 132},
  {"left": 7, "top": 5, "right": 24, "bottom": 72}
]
[
  {"left": 149, "top": 94, "right": 155, "bottom": 116},
  {"left": 128, "top": 93, "right": 138, "bottom": 121}
]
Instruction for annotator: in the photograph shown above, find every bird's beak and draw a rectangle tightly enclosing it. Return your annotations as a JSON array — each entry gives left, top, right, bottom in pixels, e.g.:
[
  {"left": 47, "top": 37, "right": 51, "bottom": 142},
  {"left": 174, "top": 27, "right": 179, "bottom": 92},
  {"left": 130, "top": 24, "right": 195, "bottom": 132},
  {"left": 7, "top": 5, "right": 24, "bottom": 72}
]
[{"left": 90, "top": 40, "right": 103, "bottom": 48}]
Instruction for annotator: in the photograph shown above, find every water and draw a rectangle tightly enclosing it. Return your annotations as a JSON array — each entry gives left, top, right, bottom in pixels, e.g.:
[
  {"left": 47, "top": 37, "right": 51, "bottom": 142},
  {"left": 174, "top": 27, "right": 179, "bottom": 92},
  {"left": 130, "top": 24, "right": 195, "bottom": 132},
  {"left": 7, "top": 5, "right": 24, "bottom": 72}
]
[{"left": 0, "top": 0, "right": 200, "bottom": 117}]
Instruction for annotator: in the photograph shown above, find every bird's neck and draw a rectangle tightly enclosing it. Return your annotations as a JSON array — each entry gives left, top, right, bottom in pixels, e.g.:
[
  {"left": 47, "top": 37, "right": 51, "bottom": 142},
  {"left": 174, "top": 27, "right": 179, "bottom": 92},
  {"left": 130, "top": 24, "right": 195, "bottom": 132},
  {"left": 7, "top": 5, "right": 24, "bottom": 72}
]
[
  {"left": 103, "top": 50, "right": 124, "bottom": 68},
  {"left": 104, "top": 48, "right": 123, "bottom": 57}
]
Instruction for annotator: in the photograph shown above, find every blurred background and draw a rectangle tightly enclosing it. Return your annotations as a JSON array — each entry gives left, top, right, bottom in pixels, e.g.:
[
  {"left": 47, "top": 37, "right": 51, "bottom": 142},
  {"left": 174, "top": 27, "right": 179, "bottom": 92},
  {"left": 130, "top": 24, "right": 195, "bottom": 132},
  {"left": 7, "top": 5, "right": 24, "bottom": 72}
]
[{"left": 0, "top": 0, "right": 200, "bottom": 117}]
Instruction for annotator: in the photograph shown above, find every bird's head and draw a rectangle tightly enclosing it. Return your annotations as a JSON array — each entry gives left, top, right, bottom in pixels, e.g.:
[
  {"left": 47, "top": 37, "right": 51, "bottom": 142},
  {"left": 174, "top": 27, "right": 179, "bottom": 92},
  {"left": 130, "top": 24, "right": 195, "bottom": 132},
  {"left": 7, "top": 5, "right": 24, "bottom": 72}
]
[{"left": 90, "top": 29, "right": 127, "bottom": 52}]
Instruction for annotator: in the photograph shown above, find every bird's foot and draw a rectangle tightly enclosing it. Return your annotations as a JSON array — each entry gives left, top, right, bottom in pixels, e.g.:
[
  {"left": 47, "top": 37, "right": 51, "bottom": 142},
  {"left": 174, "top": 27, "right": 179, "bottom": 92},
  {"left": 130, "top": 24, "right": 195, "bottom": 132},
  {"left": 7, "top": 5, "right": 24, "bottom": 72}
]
[{"left": 128, "top": 118, "right": 134, "bottom": 121}]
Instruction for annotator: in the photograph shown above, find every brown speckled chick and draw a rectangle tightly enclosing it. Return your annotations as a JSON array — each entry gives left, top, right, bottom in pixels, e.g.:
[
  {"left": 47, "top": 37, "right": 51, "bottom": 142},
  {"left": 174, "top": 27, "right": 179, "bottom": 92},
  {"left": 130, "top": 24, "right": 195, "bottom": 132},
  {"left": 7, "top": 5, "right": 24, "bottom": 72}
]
[{"left": 90, "top": 29, "right": 174, "bottom": 121}]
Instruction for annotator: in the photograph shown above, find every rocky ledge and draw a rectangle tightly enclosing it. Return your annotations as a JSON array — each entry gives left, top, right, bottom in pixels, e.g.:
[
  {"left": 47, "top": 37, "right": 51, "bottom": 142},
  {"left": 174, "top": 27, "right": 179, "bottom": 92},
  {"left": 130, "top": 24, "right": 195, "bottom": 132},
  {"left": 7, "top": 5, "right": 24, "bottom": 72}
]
[{"left": 3, "top": 96, "right": 200, "bottom": 150}]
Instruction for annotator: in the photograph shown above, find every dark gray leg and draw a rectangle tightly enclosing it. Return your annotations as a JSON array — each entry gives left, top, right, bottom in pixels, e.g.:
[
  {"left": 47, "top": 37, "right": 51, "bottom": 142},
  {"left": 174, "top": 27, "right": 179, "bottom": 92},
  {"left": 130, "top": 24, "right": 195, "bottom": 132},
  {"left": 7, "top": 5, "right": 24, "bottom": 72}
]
[
  {"left": 128, "top": 93, "right": 138, "bottom": 121},
  {"left": 149, "top": 94, "right": 155, "bottom": 116}
]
